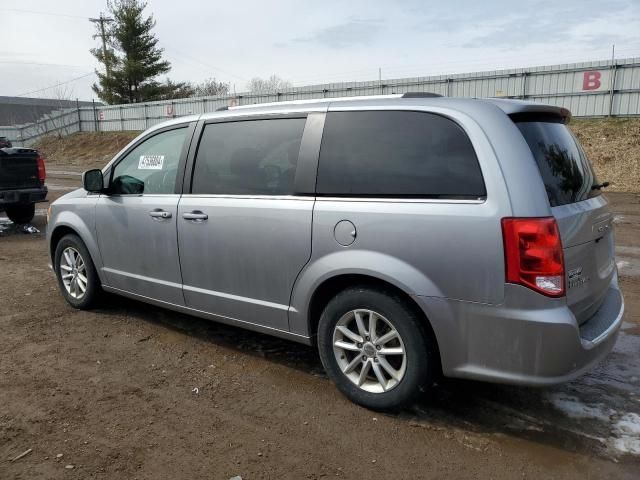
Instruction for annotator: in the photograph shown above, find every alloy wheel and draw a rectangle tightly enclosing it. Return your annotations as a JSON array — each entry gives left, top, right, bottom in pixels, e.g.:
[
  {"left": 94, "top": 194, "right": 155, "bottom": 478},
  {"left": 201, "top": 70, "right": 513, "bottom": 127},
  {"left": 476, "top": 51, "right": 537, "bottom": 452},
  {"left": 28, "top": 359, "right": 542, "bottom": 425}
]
[
  {"left": 59, "top": 247, "right": 88, "bottom": 299},
  {"left": 332, "top": 309, "right": 407, "bottom": 393}
]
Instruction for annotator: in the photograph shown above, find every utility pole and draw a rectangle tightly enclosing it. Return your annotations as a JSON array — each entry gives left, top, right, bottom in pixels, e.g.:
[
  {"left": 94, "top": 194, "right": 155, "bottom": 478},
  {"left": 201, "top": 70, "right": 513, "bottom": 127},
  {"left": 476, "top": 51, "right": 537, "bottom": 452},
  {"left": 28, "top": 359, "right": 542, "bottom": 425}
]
[
  {"left": 89, "top": 13, "right": 114, "bottom": 80},
  {"left": 608, "top": 44, "right": 616, "bottom": 117}
]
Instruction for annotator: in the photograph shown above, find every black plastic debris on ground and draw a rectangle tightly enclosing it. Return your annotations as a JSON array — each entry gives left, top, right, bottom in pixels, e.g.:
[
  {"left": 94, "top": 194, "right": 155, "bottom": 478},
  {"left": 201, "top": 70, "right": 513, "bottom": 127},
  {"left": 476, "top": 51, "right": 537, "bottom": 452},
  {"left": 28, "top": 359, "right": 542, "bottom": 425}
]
[{"left": 0, "top": 217, "right": 40, "bottom": 235}]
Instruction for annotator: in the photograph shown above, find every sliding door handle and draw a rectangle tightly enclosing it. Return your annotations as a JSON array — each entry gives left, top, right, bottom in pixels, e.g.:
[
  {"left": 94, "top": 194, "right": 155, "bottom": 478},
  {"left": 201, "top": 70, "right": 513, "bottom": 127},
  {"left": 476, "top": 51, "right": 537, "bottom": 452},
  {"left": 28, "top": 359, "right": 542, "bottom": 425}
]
[{"left": 182, "top": 211, "right": 208, "bottom": 221}]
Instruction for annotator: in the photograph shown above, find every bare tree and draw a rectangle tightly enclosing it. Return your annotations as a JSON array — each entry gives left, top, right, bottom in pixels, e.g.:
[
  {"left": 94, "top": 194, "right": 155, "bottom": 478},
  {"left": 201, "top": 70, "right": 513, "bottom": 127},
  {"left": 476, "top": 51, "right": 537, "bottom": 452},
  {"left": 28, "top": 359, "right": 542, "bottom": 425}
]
[
  {"left": 247, "top": 74, "right": 292, "bottom": 93},
  {"left": 193, "top": 78, "right": 230, "bottom": 97},
  {"left": 23, "top": 84, "right": 80, "bottom": 142}
]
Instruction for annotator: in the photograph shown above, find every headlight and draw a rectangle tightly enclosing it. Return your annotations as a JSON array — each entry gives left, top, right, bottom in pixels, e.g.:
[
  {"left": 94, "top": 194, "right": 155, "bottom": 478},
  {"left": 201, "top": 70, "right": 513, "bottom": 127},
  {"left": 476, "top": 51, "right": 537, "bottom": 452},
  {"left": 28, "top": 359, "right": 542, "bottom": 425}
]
[{"left": 46, "top": 206, "right": 51, "bottom": 224}]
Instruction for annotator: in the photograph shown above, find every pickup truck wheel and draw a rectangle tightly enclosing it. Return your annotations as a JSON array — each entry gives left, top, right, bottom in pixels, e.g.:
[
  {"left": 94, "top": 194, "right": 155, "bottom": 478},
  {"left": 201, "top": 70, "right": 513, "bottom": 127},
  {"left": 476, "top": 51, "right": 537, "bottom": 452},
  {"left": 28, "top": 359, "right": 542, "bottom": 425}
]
[
  {"left": 6, "top": 204, "right": 35, "bottom": 224},
  {"left": 54, "top": 234, "right": 99, "bottom": 309},
  {"left": 318, "top": 286, "right": 437, "bottom": 410}
]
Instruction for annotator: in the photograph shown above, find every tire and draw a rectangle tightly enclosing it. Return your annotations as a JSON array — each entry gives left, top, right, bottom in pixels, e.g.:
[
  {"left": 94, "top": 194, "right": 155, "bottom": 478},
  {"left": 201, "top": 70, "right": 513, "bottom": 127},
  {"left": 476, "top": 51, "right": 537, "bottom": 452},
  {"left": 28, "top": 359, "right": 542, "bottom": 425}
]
[
  {"left": 54, "top": 234, "right": 100, "bottom": 309},
  {"left": 6, "top": 204, "right": 35, "bottom": 224},
  {"left": 318, "top": 285, "right": 437, "bottom": 410}
]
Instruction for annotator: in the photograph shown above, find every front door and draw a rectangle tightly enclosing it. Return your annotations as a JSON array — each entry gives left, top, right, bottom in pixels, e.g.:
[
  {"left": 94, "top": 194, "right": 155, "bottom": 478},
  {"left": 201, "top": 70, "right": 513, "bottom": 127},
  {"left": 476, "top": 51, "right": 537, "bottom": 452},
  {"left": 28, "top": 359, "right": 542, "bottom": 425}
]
[
  {"left": 177, "top": 117, "right": 313, "bottom": 331},
  {"left": 96, "top": 125, "right": 191, "bottom": 305}
]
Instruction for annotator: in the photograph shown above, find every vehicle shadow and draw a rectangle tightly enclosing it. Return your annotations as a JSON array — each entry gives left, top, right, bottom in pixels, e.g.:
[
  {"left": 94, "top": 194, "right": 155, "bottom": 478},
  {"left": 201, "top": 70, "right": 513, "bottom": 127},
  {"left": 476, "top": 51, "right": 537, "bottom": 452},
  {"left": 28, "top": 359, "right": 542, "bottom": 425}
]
[{"left": 99, "top": 293, "right": 639, "bottom": 464}]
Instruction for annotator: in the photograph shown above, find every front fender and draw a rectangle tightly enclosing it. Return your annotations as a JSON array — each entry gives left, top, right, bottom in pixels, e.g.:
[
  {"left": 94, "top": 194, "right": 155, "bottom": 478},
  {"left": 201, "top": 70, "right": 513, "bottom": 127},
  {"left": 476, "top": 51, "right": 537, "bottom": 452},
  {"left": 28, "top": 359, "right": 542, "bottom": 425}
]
[
  {"left": 48, "top": 204, "right": 103, "bottom": 284},
  {"left": 288, "top": 249, "right": 444, "bottom": 337}
]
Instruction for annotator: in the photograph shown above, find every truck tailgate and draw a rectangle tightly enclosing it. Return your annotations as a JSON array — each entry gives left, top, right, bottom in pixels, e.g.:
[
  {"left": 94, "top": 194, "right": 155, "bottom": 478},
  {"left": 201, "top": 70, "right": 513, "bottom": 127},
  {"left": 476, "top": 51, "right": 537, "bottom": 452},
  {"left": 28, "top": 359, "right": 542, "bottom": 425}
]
[{"left": 0, "top": 148, "right": 40, "bottom": 190}]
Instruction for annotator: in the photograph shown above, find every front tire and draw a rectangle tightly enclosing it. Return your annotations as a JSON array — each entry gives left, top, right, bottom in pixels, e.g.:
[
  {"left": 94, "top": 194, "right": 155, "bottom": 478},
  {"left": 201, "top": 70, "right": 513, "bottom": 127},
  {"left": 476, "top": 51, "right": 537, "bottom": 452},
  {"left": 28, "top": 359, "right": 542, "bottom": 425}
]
[
  {"left": 6, "top": 204, "right": 35, "bottom": 224},
  {"left": 318, "top": 286, "right": 437, "bottom": 410},
  {"left": 54, "top": 234, "right": 99, "bottom": 309}
]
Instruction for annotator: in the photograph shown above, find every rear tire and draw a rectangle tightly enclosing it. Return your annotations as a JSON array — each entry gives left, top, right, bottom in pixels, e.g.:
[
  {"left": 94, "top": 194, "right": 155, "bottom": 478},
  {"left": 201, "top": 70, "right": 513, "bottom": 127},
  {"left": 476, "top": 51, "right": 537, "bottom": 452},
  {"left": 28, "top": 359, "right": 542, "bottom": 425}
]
[
  {"left": 54, "top": 234, "right": 100, "bottom": 309},
  {"left": 318, "top": 285, "right": 437, "bottom": 410},
  {"left": 6, "top": 204, "right": 35, "bottom": 224}
]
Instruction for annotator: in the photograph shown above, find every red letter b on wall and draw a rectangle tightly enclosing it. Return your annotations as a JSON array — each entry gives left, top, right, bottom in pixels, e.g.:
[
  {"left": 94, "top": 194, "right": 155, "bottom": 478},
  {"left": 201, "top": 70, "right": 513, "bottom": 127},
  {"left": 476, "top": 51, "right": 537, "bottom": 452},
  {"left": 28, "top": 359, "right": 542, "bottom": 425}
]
[{"left": 583, "top": 71, "right": 601, "bottom": 90}]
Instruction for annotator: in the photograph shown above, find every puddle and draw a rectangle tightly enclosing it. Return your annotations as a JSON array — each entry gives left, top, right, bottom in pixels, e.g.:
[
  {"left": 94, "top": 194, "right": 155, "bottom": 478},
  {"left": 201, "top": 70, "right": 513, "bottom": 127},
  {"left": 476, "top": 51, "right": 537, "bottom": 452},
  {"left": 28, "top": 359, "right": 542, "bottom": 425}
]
[
  {"left": 46, "top": 183, "right": 78, "bottom": 192},
  {"left": 616, "top": 246, "right": 640, "bottom": 277},
  {"left": 47, "top": 169, "right": 82, "bottom": 177},
  {"left": 614, "top": 214, "right": 640, "bottom": 226}
]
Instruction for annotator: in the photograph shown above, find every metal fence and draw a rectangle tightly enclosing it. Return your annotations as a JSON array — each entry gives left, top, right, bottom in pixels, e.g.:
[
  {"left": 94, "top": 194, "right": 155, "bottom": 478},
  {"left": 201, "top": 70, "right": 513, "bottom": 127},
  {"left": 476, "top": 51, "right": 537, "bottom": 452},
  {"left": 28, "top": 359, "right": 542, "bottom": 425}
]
[{"left": 2, "top": 56, "right": 639, "bottom": 147}]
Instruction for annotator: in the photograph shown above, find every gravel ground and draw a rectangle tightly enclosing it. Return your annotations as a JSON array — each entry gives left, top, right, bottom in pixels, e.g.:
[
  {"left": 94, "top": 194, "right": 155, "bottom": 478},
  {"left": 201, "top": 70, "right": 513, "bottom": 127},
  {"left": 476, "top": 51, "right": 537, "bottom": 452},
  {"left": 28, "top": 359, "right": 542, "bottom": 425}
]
[{"left": 1, "top": 172, "right": 639, "bottom": 479}]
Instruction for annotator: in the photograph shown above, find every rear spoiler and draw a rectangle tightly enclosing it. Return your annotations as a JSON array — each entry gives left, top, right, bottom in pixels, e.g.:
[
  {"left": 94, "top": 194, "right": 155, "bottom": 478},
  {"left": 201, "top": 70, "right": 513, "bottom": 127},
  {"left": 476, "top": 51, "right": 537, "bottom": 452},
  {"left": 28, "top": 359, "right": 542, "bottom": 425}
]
[{"left": 485, "top": 99, "right": 571, "bottom": 123}]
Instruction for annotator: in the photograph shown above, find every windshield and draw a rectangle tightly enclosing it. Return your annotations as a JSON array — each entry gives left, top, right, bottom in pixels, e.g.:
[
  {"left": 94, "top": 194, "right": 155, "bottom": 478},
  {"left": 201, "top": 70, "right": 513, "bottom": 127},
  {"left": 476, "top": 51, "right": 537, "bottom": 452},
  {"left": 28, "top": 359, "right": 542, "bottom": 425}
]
[{"left": 515, "top": 119, "right": 600, "bottom": 207}]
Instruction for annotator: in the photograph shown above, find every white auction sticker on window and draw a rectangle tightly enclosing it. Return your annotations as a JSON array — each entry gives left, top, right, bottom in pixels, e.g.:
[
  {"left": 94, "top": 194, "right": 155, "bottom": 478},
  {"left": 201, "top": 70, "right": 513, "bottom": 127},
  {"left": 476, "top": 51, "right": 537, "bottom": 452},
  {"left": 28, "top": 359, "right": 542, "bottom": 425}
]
[{"left": 138, "top": 155, "right": 164, "bottom": 170}]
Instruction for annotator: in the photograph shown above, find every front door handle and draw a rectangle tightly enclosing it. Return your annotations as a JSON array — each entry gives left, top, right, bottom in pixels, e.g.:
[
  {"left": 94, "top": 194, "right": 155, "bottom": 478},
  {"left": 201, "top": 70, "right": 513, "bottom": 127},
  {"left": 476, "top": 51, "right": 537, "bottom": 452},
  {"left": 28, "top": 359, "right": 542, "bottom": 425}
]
[
  {"left": 182, "top": 211, "right": 208, "bottom": 222},
  {"left": 149, "top": 209, "right": 172, "bottom": 219}
]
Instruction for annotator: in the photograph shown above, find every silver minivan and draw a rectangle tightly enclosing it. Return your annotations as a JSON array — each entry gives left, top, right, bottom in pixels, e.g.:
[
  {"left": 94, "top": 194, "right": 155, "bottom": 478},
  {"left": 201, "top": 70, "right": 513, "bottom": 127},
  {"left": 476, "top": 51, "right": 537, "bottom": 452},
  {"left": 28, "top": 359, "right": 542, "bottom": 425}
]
[{"left": 47, "top": 94, "right": 624, "bottom": 409}]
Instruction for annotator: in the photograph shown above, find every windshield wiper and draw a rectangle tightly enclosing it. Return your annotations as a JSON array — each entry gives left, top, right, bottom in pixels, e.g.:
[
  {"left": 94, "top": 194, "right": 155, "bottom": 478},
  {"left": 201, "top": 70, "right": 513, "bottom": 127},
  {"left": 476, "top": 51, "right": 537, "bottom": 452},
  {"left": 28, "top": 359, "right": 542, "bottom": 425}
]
[{"left": 591, "top": 181, "right": 610, "bottom": 190}]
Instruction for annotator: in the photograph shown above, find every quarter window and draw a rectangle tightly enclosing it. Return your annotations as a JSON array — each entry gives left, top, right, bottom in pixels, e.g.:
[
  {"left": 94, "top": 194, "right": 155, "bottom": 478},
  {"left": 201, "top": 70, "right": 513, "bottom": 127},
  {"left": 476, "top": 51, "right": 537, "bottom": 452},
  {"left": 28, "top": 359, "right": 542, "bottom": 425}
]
[
  {"left": 316, "top": 111, "right": 486, "bottom": 198},
  {"left": 111, "top": 127, "right": 188, "bottom": 195},
  {"left": 191, "top": 118, "right": 306, "bottom": 195}
]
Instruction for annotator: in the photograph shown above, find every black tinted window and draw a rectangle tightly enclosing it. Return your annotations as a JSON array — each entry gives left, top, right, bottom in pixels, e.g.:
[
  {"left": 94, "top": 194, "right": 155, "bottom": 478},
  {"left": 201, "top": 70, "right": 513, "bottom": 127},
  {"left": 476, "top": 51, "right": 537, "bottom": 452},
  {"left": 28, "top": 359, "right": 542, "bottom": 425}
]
[
  {"left": 192, "top": 118, "right": 306, "bottom": 195},
  {"left": 516, "top": 120, "right": 599, "bottom": 207},
  {"left": 316, "top": 111, "right": 485, "bottom": 198}
]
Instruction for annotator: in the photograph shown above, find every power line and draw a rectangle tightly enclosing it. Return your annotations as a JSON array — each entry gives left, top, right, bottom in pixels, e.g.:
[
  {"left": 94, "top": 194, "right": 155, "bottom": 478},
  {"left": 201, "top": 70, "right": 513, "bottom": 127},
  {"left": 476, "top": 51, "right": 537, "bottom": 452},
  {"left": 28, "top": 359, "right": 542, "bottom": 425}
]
[
  {"left": 0, "top": 61, "right": 87, "bottom": 68},
  {"left": 164, "top": 47, "right": 248, "bottom": 82},
  {"left": 0, "top": 7, "right": 89, "bottom": 20},
  {"left": 15, "top": 72, "right": 96, "bottom": 97}
]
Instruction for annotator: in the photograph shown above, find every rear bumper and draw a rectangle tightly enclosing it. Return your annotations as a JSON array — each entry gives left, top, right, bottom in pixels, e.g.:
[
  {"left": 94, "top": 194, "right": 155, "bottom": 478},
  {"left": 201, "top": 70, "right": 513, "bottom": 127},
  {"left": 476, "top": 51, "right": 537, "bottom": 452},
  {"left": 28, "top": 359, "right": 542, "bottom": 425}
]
[
  {"left": 416, "top": 279, "right": 624, "bottom": 386},
  {"left": 0, "top": 186, "right": 48, "bottom": 208}
]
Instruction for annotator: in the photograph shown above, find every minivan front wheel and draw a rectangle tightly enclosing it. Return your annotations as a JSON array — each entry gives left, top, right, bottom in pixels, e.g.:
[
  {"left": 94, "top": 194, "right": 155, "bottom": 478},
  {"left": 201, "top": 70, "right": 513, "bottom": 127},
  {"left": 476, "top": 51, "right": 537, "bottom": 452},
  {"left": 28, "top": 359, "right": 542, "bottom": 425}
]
[
  {"left": 54, "top": 234, "right": 99, "bottom": 309},
  {"left": 318, "top": 286, "right": 437, "bottom": 410}
]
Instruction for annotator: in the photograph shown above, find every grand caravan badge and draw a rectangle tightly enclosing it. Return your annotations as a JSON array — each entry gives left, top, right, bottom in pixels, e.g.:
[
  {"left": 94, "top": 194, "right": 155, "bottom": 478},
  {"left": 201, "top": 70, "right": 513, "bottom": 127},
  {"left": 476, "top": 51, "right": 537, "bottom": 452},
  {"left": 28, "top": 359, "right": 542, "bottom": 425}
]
[
  {"left": 138, "top": 155, "right": 164, "bottom": 170},
  {"left": 568, "top": 267, "right": 590, "bottom": 289}
]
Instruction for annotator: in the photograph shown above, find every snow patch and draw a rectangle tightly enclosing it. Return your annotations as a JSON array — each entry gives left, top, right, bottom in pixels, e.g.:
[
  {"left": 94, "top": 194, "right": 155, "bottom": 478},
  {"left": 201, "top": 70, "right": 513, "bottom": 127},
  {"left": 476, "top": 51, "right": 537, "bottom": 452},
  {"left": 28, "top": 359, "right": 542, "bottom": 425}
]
[
  {"left": 547, "top": 393, "right": 614, "bottom": 421},
  {"left": 609, "top": 413, "right": 640, "bottom": 455},
  {"left": 547, "top": 393, "right": 640, "bottom": 456}
]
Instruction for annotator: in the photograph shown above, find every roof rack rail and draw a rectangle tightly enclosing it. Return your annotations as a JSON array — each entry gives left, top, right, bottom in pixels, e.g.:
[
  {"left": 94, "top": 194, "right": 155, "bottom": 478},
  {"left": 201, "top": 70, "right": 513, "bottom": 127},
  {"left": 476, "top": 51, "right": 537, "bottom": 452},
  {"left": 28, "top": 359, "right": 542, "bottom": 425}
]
[
  {"left": 216, "top": 106, "right": 229, "bottom": 111},
  {"left": 401, "top": 92, "right": 443, "bottom": 98}
]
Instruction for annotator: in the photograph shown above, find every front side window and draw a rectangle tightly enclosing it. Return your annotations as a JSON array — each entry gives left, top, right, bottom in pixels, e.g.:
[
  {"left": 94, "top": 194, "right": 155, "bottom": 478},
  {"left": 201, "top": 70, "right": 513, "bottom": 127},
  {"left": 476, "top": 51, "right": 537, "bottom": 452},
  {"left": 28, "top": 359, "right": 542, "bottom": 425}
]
[
  {"left": 316, "top": 111, "right": 486, "bottom": 198},
  {"left": 111, "top": 127, "right": 188, "bottom": 195},
  {"left": 191, "top": 118, "right": 306, "bottom": 195}
]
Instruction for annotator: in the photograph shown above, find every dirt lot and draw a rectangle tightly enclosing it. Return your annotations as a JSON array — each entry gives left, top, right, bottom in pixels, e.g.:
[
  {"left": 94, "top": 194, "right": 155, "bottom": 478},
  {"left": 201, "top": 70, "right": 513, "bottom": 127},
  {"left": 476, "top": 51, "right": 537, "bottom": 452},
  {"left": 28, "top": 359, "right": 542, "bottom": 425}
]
[{"left": 1, "top": 171, "right": 639, "bottom": 479}]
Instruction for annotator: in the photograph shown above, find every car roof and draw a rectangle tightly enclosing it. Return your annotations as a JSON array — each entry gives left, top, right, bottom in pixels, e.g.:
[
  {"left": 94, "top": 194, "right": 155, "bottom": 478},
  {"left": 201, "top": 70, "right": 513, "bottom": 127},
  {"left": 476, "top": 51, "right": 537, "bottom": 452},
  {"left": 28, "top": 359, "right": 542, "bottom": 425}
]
[
  {"left": 148, "top": 94, "right": 569, "bottom": 133},
  {"left": 204, "top": 94, "right": 569, "bottom": 119}
]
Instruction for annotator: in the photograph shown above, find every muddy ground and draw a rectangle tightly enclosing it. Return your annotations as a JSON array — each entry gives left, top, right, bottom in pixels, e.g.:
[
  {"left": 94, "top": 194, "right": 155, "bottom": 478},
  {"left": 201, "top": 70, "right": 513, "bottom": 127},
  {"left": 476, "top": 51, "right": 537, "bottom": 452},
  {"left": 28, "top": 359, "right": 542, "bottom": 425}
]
[{"left": 1, "top": 170, "right": 639, "bottom": 479}]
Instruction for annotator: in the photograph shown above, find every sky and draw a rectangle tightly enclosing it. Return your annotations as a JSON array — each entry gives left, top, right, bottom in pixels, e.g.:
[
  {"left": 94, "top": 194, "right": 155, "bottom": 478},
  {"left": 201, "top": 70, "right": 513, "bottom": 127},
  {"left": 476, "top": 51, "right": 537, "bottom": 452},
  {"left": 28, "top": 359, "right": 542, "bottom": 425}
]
[{"left": 1, "top": 0, "right": 639, "bottom": 101}]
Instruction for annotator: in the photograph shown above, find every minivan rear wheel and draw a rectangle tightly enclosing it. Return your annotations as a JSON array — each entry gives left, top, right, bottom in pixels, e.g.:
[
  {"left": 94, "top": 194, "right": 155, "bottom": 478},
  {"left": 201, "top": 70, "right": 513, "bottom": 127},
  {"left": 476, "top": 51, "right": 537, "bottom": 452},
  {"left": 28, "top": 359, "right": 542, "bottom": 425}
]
[{"left": 318, "top": 286, "right": 436, "bottom": 410}]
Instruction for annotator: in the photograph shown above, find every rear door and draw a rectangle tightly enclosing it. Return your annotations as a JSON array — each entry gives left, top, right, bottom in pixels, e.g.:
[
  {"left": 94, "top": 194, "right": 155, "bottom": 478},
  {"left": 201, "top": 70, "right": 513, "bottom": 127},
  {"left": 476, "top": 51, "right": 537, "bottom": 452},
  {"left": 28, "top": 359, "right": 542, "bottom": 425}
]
[
  {"left": 515, "top": 118, "right": 615, "bottom": 323},
  {"left": 177, "top": 115, "right": 317, "bottom": 331}
]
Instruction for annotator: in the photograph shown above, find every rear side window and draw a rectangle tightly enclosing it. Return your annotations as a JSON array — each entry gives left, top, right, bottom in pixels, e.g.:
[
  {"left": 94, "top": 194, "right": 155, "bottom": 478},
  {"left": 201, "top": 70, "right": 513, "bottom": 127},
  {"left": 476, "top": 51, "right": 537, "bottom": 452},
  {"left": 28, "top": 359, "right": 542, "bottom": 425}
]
[
  {"left": 515, "top": 119, "right": 599, "bottom": 207},
  {"left": 316, "top": 111, "right": 486, "bottom": 198},
  {"left": 192, "top": 118, "right": 306, "bottom": 195}
]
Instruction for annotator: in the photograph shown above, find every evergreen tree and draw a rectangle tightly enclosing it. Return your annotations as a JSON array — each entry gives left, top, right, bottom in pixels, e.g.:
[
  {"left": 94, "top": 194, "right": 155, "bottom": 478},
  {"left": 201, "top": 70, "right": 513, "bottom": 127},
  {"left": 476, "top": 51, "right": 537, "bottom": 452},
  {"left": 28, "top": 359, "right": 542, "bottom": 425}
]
[{"left": 91, "top": 0, "right": 176, "bottom": 104}]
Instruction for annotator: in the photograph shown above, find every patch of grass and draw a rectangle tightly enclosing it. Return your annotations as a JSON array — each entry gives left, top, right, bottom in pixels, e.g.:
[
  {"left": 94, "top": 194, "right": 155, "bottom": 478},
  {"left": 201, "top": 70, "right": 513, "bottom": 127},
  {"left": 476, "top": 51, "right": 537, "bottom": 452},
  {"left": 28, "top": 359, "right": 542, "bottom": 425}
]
[
  {"left": 570, "top": 118, "right": 640, "bottom": 193},
  {"left": 34, "top": 131, "right": 140, "bottom": 170}
]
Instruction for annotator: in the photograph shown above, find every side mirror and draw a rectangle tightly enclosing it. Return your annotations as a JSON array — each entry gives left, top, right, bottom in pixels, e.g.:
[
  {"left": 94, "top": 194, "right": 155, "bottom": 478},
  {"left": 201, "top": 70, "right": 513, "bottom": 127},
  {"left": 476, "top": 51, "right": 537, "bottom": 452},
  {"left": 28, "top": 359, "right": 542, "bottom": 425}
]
[{"left": 82, "top": 169, "right": 104, "bottom": 193}]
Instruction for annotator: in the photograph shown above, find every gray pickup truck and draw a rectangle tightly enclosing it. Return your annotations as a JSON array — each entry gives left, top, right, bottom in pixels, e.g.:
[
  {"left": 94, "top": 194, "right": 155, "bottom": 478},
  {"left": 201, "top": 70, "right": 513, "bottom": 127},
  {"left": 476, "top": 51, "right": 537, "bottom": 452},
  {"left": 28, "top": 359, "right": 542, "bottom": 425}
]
[{"left": 0, "top": 147, "right": 48, "bottom": 224}]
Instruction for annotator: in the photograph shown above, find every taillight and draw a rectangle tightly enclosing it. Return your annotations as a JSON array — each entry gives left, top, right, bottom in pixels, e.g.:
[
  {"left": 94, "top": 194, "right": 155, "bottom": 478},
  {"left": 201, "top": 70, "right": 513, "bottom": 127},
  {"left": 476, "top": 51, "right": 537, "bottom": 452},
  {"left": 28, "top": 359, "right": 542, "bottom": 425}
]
[
  {"left": 37, "top": 156, "right": 46, "bottom": 185},
  {"left": 501, "top": 217, "right": 565, "bottom": 297}
]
